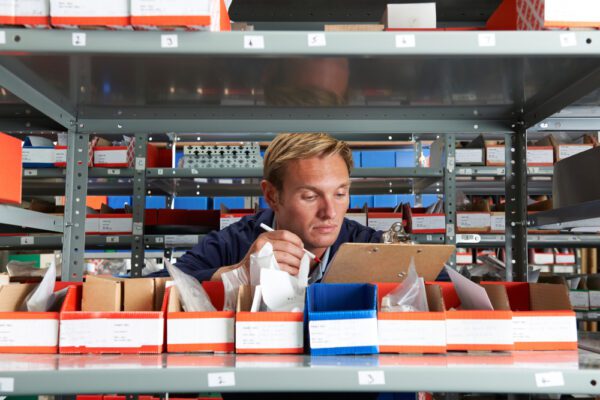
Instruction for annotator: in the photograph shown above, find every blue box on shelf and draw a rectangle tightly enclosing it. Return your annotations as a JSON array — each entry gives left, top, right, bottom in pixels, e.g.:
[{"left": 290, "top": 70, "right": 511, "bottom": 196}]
[
  {"left": 361, "top": 151, "right": 395, "bottom": 168},
  {"left": 174, "top": 197, "right": 209, "bottom": 210},
  {"left": 213, "top": 197, "right": 245, "bottom": 210},
  {"left": 352, "top": 150, "right": 361, "bottom": 168},
  {"left": 395, "top": 149, "right": 416, "bottom": 167},
  {"left": 146, "top": 196, "right": 166, "bottom": 209},
  {"left": 397, "top": 194, "right": 415, "bottom": 207},
  {"left": 374, "top": 194, "right": 398, "bottom": 207},
  {"left": 307, "top": 283, "right": 379, "bottom": 355},
  {"left": 350, "top": 195, "right": 373, "bottom": 208},
  {"left": 108, "top": 196, "right": 131, "bottom": 209}
]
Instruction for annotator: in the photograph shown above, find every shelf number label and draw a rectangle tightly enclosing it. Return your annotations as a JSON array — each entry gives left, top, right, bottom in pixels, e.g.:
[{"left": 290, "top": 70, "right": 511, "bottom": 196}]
[
  {"left": 457, "top": 234, "right": 481, "bottom": 244},
  {"left": 395, "top": 34, "right": 416, "bottom": 48},
  {"left": 0, "top": 31, "right": 6, "bottom": 45},
  {"left": 308, "top": 33, "right": 326, "bottom": 47},
  {"left": 560, "top": 33, "right": 577, "bottom": 47},
  {"left": 358, "top": 371, "right": 385, "bottom": 385},
  {"left": 20, "top": 237, "right": 34, "bottom": 245},
  {"left": 107, "top": 169, "right": 120, "bottom": 175},
  {"left": 478, "top": 33, "right": 496, "bottom": 47},
  {"left": 72, "top": 32, "right": 86, "bottom": 47},
  {"left": 157, "top": 169, "right": 164, "bottom": 175},
  {"left": 535, "top": 371, "right": 564, "bottom": 388},
  {"left": 0, "top": 377, "right": 14, "bottom": 392},
  {"left": 24, "top": 169, "right": 38, "bottom": 176},
  {"left": 244, "top": 35, "right": 265, "bottom": 49},
  {"left": 208, "top": 372, "right": 235, "bottom": 387},
  {"left": 161, "top": 34, "right": 178, "bottom": 48},
  {"left": 106, "top": 236, "right": 119, "bottom": 243}
]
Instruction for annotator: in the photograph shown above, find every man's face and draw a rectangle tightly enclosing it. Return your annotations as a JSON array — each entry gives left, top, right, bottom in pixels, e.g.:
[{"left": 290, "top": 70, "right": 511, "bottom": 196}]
[{"left": 263, "top": 154, "right": 350, "bottom": 254}]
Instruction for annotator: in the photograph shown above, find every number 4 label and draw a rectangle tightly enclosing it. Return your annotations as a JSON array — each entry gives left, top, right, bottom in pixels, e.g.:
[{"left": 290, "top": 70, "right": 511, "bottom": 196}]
[{"left": 244, "top": 35, "right": 265, "bottom": 49}]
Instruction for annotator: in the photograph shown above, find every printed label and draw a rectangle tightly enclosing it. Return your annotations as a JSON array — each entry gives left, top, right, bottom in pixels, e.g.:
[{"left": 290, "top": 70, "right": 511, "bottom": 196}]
[
  {"left": 513, "top": 316, "right": 576, "bottom": 343},
  {"left": 309, "top": 318, "right": 378, "bottom": 349},
  {"left": 168, "top": 318, "right": 234, "bottom": 345},
  {"left": 446, "top": 318, "right": 512, "bottom": 345},
  {"left": 378, "top": 319, "right": 445, "bottom": 346},
  {"left": 236, "top": 321, "right": 303, "bottom": 350}
]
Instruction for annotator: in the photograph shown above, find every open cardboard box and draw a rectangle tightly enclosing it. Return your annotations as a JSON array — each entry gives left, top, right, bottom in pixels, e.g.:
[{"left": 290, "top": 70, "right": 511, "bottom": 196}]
[
  {"left": 59, "top": 276, "right": 168, "bottom": 354},
  {"left": 437, "top": 281, "right": 514, "bottom": 352},
  {"left": 0, "top": 282, "right": 75, "bottom": 354},
  {"left": 166, "top": 281, "right": 234, "bottom": 353},
  {"left": 235, "top": 285, "right": 304, "bottom": 354},
  {"left": 377, "top": 282, "right": 447, "bottom": 354},
  {"left": 481, "top": 282, "right": 577, "bottom": 351},
  {"left": 307, "top": 283, "right": 378, "bottom": 356}
]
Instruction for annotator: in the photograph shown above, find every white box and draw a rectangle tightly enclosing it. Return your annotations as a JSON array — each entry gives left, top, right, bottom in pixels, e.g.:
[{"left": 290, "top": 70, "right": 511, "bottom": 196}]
[
  {"left": 557, "top": 144, "right": 593, "bottom": 161},
  {"left": 22, "top": 147, "right": 55, "bottom": 165},
  {"left": 446, "top": 311, "right": 514, "bottom": 351},
  {"left": 456, "top": 149, "right": 484, "bottom": 165},
  {"left": 490, "top": 213, "right": 505, "bottom": 233},
  {"left": 555, "top": 253, "right": 575, "bottom": 264},
  {"left": 486, "top": 146, "right": 505, "bottom": 166},
  {"left": 569, "top": 291, "right": 589, "bottom": 311},
  {"left": 456, "top": 251, "right": 473, "bottom": 265},
  {"left": 346, "top": 213, "right": 367, "bottom": 226},
  {"left": 383, "top": 3, "right": 436, "bottom": 29},
  {"left": 220, "top": 213, "right": 250, "bottom": 230},
  {"left": 456, "top": 212, "right": 491, "bottom": 233},
  {"left": 86, "top": 215, "right": 133, "bottom": 234},
  {"left": 50, "top": 0, "right": 129, "bottom": 27},
  {"left": 527, "top": 147, "right": 554, "bottom": 166},
  {"left": 411, "top": 214, "right": 445, "bottom": 233},
  {"left": 367, "top": 213, "right": 402, "bottom": 232},
  {"left": 589, "top": 291, "right": 600, "bottom": 310},
  {"left": 94, "top": 148, "right": 128, "bottom": 166},
  {"left": 531, "top": 251, "right": 554, "bottom": 265}
]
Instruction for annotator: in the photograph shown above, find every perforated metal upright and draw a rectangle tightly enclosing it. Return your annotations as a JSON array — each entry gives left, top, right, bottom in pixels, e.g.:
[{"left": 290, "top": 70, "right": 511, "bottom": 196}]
[
  {"left": 444, "top": 134, "right": 456, "bottom": 268},
  {"left": 131, "top": 133, "right": 148, "bottom": 277}
]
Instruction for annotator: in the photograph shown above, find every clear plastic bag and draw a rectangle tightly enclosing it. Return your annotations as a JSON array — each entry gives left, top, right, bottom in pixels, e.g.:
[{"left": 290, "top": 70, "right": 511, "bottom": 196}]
[
  {"left": 222, "top": 264, "right": 249, "bottom": 311},
  {"left": 381, "top": 257, "right": 429, "bottom": 312},
  {"left": 165, "top": 259, "right": 216, "bottom": 312}
]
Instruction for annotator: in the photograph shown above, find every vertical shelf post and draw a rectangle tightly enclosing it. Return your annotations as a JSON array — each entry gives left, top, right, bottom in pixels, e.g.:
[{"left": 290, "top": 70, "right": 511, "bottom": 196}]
[
  {"left": 131, "top": 133, "right": 148, "bottom": 277},
  {"left": 505, "top": 125, "right": 528, "bottom": 282},
  {"left": 444, "top": 134, "right": 456, "bottom": 268},
  {"left": 61, "top": 127, "right": 89, "bottom": 282},
  {"left": 413, "top": 134, "right": 423, "bottom": 206}
]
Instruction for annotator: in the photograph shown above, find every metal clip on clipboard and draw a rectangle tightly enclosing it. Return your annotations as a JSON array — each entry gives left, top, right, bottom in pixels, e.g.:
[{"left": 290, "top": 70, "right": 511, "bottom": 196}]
[{"left": 381, "top": 222, "right": 413, "bottom": 244}]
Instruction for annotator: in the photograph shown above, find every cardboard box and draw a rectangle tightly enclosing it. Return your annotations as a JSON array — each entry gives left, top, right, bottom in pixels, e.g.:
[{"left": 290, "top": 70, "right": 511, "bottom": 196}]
[
  {"left": 556, "top": 144, "right": 593, "bottom": 161},
  {"left": 529, "top": 249, "right": 554, "bottom": 265},
  {"left": 50, "top": 0, "right": 129, "bottom": 28},
  {"left": 410, "top": 213, "right": 445, "bottom": 234},
  {"left": 486, "top": 145, "right": 505, "bottom": 166},
  {"left": 382, "top": 3, "right": 436, "bottom": 29},
  {"left": 527, "top": 147, "right": 554, "bottom": 166},
  {"left": 60, "top": 279, "right": 164, "bottom": 354},
  {"left": 490, "top": 212, "right": 505, "bottom": 233},
  {"left": 235, "top": 285, "right": 304, "bottom": 354},
  {"left": 307, "top": 283, "right": 378, "bottom": 355},
  {"left": 456, "top": 212, "right": 491, "bottom": 233},
  {"left": 93, "top": 144, "right": 134, "bottom": 168},
  {"left": 166, "top": 283, "right": 234, "bottom": 353},
  {"left": 569, "top": 290, "right": 589, "bottom": 311},
  {"left": 367, "top": 212, "right": 402, "bottom": 232},
  {"left": 22, "top": 136, "right": 55, "bottom": 168},
  {"left": 85, "top": 214, "right": 133, "bottom": 234},
  {"left": 438, "top": 282, "right": 514, "bottom": 351},
  {"left": 455, "top": 149, "right": 484, "bottom": 165},
  {"left": 0, "top": 132, "right": 22, "bottom": 205},
  {"left": 482, "top": 282, "right": 577, "bottom": 351},
  {"left": 377, "top": 282, "right": 446, "bottom": 354},
  {"left": 131, "top": 0, "right": 230, "bottom": 31},
  {"left": 0, "top": 0, "right": 49, "bottom": 27}
]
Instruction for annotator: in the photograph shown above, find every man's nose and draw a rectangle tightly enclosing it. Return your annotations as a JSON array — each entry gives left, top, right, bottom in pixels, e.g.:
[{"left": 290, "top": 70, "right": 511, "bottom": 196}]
[{"left": 318, "top": 196, "right": 337, "bottom": 220}]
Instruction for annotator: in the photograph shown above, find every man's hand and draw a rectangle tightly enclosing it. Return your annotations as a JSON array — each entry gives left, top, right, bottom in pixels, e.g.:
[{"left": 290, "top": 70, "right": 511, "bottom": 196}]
[{"left": 242, "top": 229, "right": 306, "bottom": 276}]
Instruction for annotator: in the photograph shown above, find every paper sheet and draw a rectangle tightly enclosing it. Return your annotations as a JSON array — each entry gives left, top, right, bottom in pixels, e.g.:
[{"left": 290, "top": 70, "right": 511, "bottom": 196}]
[{"left": 445, "top": 266, "right": 493, "bottom": 310}]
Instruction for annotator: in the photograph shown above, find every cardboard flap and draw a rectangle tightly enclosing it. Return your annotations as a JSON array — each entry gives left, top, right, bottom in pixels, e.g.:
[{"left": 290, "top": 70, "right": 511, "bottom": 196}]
[
  {"left": 425, "top": 284, "right": 445, "bottom": 312},
  {"left": 124, "top": 278, "right": 156, "bottom": 312},
  {"left": 483, "top": 285, "right": 511, "bottom": 311},
  {"left": 322, "top": 243, "right": 454, "bottom": 283},
  {"left": 154, "top": 277, "right": 171, "bottom": 312},
  {"left": 237, "top": 285, "right": 254, "bottom": 312},
  {"left": 82, "top": 276, "right": 122, "bottom": 312},
  {"left": 168, "top": 286, "right": 183, "bottom": 312},
  {"left": 530, "top": 283, "right": 572, "bottom": 311},
  {"left": 0, "top": 283, "right": 37, "bottom": 312}
]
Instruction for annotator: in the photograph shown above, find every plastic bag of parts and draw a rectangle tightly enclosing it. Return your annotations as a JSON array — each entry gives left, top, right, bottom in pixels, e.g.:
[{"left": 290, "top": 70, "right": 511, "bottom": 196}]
[
  {"left": 165, "top": 259, "right": 215, "bottom": 312},
  {"left": 381, "top": 257, "right": 429, "bottom": 312},
  {"left": 85, "top": 259, "right": 128, "bottom": 276},
  {"left": 221, "top": 264, "right": 249, "bottom": 311}
]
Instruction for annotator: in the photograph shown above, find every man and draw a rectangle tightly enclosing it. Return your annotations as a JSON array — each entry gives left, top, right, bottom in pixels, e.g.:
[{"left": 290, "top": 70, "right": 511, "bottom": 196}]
[{"left": 174, "top": 132, "right": 382, "bottom": 283}]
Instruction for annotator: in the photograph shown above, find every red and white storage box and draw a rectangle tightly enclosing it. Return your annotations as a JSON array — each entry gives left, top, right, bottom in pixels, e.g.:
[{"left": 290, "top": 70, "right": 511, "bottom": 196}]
[
  {"left": 410, "top": 213, "right": 446, "bottom": 234},
  {"left": 50, "top": 0, "right": 130, "bottom": 28},
  {"left": 485, "top": 145, "right": 505, "bottom": 166},
  {"left": 456, "top": 249, "right": 473, "bottom": 265},
  {"left": 438, "top": 282, "right": 514, "bottom": 351},
  {"left": 377, "top": 282, "right": 446, "bottom": 354},
  {"left": 166, "top": 282, "right": 234, "bottom": 353},
  {"left": 481, "top": 282, "right": 577, "bottom": 351},
  {"left": 555, "top": 250, "right": 576, "bottom": 264},
  {"left": 529, "top": 249, "right": 554, "bottom": 265},
  {"left": 235, "top": 285, "right": 304, "bottom": 354},
  {"left": 0, "top": 0, "right": 49, "bottom": 27},
  {"left": 85, "top": 214, "right": 133, "bottom": 234},
  {"left": 556, "top": 144, "right": 594, "bottom": 162},
  {"left": 456, "top": 212, "right": 491, "bottom": 233},
  {"left": 490, "top": 212, "right": 505, "bottom": 233},
  {"left": 93, "top": 141, "right": 135, "bottom": 168},
  {"left": 368, "top": 211, "right": 403, "bottom": 232},
  {"left": 527, "top": 146, "right": 554, "bottom": 166},
  {"left": 220, "top": 212, "right": 253, "bottom": 230},
  {"left": 131, "top": 0, "right": 231, "bottom": 31}
]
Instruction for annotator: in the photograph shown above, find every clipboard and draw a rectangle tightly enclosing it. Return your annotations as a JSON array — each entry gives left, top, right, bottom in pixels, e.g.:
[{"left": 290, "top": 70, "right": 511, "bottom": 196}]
[{"left": 322, "top": 243, "right": 455, "bottom": 283}]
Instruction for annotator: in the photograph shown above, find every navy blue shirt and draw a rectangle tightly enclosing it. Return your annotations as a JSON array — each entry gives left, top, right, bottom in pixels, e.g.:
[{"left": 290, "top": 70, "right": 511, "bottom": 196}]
[{"left": 164, "top": 209, "right": 382, "bottom": 282}]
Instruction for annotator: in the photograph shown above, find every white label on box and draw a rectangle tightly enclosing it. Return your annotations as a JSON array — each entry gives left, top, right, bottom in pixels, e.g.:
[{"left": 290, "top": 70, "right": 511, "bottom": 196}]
[
  {"left": 220, "top": 216, "right": 243, "bottom": 230},
  {"left": 168, "top": 318, "right": 234, "bottom": 345},
  {"left": 513, "top": 316, "right": 576, "bottom": 343},
  {"left": 164, "top": 235, "right": 199, "bottom": 246},
  {"left": 346, "top": 213, "right": 367, "bottom": 226},
  {"left": 486, "top": 147, "right": 505, "bottom": 164},
  {"left": 490, "top": 214, "right": 505, "bottom": 232},
  {"left": 98, "top": 217, "right": 132, "bottom": 233},
  {"left": 60, "top": 318, "right": 163, "bottom": 348},
  {"left": 307, "top": 33, "right": 326, "bottom": 47},
  {"left": 590, "top": 291, "right": 600, "bottom": 308},
  {"left": 22, "top": 148, "right": 55, "bottom": 164},
  {"left": 455, "top": 149, "right": 483, "bottom": 164},
  {"left": 72, "top": 32, "right": 86, "bottom": 47},
  {"left": 94, "top": 149, "right": 128, "bottom": 165},
  {"left": 554, "top": 265, "right": 575, "bottom": 274},
  {"left": 54, "top": 148, "right": 67, "bottom": 163},
  {"left": 309, "top": 318, "right": 378, "bottom": 349},
  {"left": 395, "top": 34, "right": 416, "bottom": 48},
  {"left": 208, "top": 372, "right": 235, "bottom": 388},
  {"left": 358, "top": 371, "right": 385, "bottom": 386},
  {"left": 161, "top": 34, "right": 178, "bottom": 48},
  {"left": 106, "top": 236, "right": 119, "bottom": 243},
  {"left": 131, "top": 0, "right": 210, "bottom": 15},
  {"left": 535, "top": 371, "right": 565, "bottom": 388},
  {"left": 456, "top": 253, "right": 473, "bottom": 264},
  {"left": 368, "top": 217, "right": 402, "bottom": 232},
  {"left": 236, "top": 321, "right": 303, "bottom": 350},
  {"left": 446, "top": 318, "right": 513, "bottom": 345},
  {"left": 85, "top": 218, "right": 100, "bottom": 233},
  {"left": 532, "top": 253, "right": 554, "bottom": 265},
  {"left": 457, "top": 213, "right": 490, "bottom": 229},
  {"left": 24, "top": 169, "right": 38, "bottom": 176},
  {"left": 555, "top": 254, "right": 575, "bottom": 264},
  {"left": 378, "top": 319, "right": 445, "bottom": 347},
  {"left": 107, "top": 169, "right": 120, "bottom": 175},
  {"left": 411, "top": 215, "right": 445, "bottom": 232},
  {"left": 547, "top": 0, "right": 600, "bottom": 24},
  {"left": 558, "top": 145, "right": 592, "bottom": 160},
  {"left": 559, "top": 33, "right": 577, "bottom": 47},
  {"left": 15, "top": 0, "right": 48, "bottom": 16},
  {"left": 478, "top": 33, "right": 496, "bottom": 47},
  {"left": 0, "top": 319, "right": 58, "bottom": 347},
  {"left": 244, "top": 35, "right": 264, "bottom": 49},
  {"left": 20, "top": 237, "right": 34, "bottom": 245},
  {"left": 569, "top": 291, "right": 589, "bottom": 310},
  {"left": 50, "top": 0, "right": 129, "bottom": 17},
  {"left": 0, "top": 32, "right": 5, "bottom": 45},
  {"left": 0, "top": 377, "right": 14, "bottom": 392},
  {"left": 527, "top": 148, "right": 554, "bottom": 165}
]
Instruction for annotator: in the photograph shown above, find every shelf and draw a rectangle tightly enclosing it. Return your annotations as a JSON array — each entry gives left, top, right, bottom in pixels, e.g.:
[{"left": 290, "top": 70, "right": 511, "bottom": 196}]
[
  {"left": 0, "top": 205, "right": 63, "bottom": 233},
  {"left": 456, "top": 234, "right": 600, "bottom": 248},
  {"left": 577, "top": 312, "right": 600, "bottom": 322},
  {"left": 23, "top": 168, "right": 135, "bottom": 178},
  {"left": 0, "top": 235, "right": 133, "bottom": 250},
  {"left": 456, "top": 166, "right": 553, "bottom": 176},
  {"left": 454, "top": 179, "right": 552, "bottom": 195},
  {"left": 527, "top": 200, "right": 600, "bottom": 231},
  {"left": 0, "top": 351, "right": 596, "bottom": 395}
]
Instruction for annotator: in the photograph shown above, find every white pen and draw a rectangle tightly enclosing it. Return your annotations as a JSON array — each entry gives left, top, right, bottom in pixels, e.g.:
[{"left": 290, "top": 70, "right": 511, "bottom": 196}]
[{"left": 259, "top": 223, "right": 321, "bottom": 263}]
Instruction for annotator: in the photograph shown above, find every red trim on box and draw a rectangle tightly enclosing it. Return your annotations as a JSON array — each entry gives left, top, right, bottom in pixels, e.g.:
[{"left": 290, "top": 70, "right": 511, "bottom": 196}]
[
  {"left": 445, "top": 310, "right": 512, "bottom": 320},
  {"left": 59, "top": 345, "right": 162, "bottom": 354},
  {"left": 236, "top": 347, "right": 304, "bottom": 354},
  {"left": 131, "top": 15, "right": 211, "bottom": 26},
  {"left": 51, "top": 16, "right": 129, "bottom": 26},
  {"left": 513, "top": 310, "right": 575, "bottom": 318},
  {"left": 514, "top": 342, "right": 577, "bottom": 351},
  {"left": 546, "top": 20, "right": 600, "bottom": 28},
  {"left": 236, "top": 312, "right": 303, "bottom": 322},
  {"left": 0, "top": 346, "right": 57, "bottom": 354},
  {"left": 447, "top": 343, "right": 513, "bottom": 351},
  {"left": 14, "top": 16, "right": 49, "bottom": 25},
  {"left": 378, "top": 312, "right": 445, "bottom": 321},
  {"left": 168, "top": 342, "right": 234, "bottom": 353},
  {"left": 61, "top": 311, "right": 162, "bottom": 320},
  {"left": 379, "top": 345, "right": 446, "bottom": 354},
  {"left": 169, "top": 311, "right": 234, "bottom": 319},
  {"left": 0, "top": 312, "right": 59, "bottom": 320},
  {"left": 86, "top": 214, "right": 132, "bottom": 219}
]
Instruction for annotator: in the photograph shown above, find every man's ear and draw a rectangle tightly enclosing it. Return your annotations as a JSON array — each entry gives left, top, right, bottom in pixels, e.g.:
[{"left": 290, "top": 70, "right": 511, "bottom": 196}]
[{"left": 261, "top": 180, "right": 281, "bottom": 212}]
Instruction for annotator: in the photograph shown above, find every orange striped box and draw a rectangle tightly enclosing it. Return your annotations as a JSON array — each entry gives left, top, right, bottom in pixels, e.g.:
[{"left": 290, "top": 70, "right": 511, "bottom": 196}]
[
  {"left": 376, "top": 282, "right": 447, "bottom": 354},
  {"left": 527, "top": 146, "right": 554, "bottom": 166},
  {"left": 235, "top": 285, "right": 304, "bottom": 354},
  {"left": 50, "top": 0, "right": 130, "bottom": 28},
  {"left": 166, "top": 282, "right": 234, "bottom": 353},
  {"left": 131, "top": 0, "right": 230, "bottom": 31},
  {"left": 0, "top": 0, "right": 49, "bottom": 27},
  {"left": 59, "top": 285, "right": 164, "bottom": 354}
]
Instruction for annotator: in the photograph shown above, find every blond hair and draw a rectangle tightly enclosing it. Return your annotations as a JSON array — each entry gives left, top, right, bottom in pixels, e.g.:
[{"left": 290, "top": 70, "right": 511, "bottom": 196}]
[{"left": 264, "top": 133, "right": 353, "bottom": 190}]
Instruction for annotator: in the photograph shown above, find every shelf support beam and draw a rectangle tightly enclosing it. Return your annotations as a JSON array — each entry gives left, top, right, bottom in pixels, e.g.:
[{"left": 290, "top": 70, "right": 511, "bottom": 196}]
[
  {"left": 0, "top": 205, "right": 63, "bottom": 232},
  {"left": 131, "top": 134, "right": 148, "bottom": 277},
  {"left": 444, "top": 134, "right": 457, "bottom": 268}
]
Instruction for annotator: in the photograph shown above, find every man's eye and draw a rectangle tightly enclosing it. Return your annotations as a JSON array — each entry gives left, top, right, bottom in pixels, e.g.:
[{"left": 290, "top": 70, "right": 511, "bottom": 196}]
[
  {"left": 303, "top": 196, "right": 317, "bottom": 201},
  {"left": 335, "top": 192, "right": 348, "bottom": 198}
]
